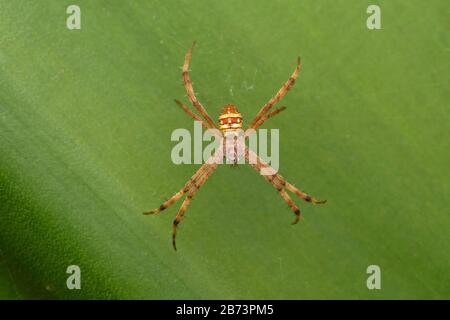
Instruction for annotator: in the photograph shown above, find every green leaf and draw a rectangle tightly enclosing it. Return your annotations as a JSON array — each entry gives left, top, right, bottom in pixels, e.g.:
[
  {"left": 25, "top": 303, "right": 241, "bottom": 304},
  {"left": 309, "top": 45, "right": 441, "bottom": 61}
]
[{"left": 1, "top": 0, "right": 449, "bottom": 299}]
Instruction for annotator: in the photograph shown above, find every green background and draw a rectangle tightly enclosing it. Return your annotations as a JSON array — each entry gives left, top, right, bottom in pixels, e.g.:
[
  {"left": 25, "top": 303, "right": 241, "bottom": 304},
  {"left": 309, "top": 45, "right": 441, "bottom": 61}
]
[{"left": 0, "top": 0, "right": 449, "bottom": 299}]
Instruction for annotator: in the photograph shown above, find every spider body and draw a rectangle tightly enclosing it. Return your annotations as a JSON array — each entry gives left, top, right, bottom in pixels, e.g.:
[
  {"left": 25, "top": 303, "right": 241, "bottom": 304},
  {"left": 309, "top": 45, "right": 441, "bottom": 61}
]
[
  {"left": 144, "top": 42, "right": 326, "bottom": 250},
  {"left": 219, "top": 104, "right": 243, "bottom": 132},
  {"left": 219, "top": 104, "right": 244, "bottom": 164}
]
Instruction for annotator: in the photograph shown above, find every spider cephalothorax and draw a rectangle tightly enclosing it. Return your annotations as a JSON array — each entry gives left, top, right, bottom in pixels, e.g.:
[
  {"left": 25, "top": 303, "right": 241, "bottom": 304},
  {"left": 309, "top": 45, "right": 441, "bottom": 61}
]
[
  {"left": 219, "top": 104, "right": 243, "bottom": 132},
  {"left": 144, "top": 42, "right": 326, "bottom": 250}
]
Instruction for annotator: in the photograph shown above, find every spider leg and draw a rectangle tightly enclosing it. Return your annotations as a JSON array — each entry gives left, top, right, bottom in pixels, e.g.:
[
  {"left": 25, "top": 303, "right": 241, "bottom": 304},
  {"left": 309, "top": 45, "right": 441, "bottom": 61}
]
[
  {"left": 253, "top": 106, "right": 286, "bottom": 129},
  {"left": 284, "top": 181, "right": 327, "bottom": 205},
  {"left": 251, "top": 147, "right": 326, "bottom": 205},
  {"left": 263, "top": 174, "right": 302, "bottom": 224},
  {"left": 142, "top": 166, "right": 206, "bottom": 215},
  {"left": 248, "top": 57, "right": 301, "bottom": 129},
  {"left": 174, "top": 99, "right": 211, "bottom": 130},
  {"left": 174, "top": 99, "right": 223, "bottom": 140},
  {"left": 143, "top": 146, "right": 223, "bottom": 215},
  {"left": 245, "top": 106, "right": 287, "bottom": 136},
  {"left": 144, "top": 189, "right": 184, "bottom": 215},
  {"left": 244, "top": 146, "right": 325, "bottom": 221},
  {"left": 278, "top": 187, "right": 302, "bottom": 224},
  {"left": 172, "top": 161, "right": 218, "bottom": 250},
  {"left": 182, "top": 42, "right": 218, "bottom": 129}
]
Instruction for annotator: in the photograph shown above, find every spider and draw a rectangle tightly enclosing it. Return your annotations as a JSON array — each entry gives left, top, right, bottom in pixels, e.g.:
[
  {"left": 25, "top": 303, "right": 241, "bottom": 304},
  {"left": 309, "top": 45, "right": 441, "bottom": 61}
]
[{"left": 144, "top": 42, "right": 326, "bottom": 250}]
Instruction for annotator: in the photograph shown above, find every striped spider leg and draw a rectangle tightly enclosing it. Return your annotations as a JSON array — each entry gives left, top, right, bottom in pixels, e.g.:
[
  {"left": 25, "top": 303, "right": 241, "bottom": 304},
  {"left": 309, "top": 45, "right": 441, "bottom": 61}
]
[
  {"left": 144, "top": 144, "right": 224, "bottom": 250},
  {"left": 182, "top": 41, "right": 218, "bottom": 130},
  {"left": 144, "top": 43, "right": 223, "bottom": 250},
  {"left": 245, "top": 147, "right": 326, "bottom": 224},
  {"left": 243, "top": 57, "right": 298, "bottom": 138},
  {"left": 243, "top": 57, "right": 325, "bottom": 223},
  {"left": 244, "top": 105, "right": 287, "bottom": 138},
  {"left": 249, "top": 57, "right": 300, "bottom": 129}
]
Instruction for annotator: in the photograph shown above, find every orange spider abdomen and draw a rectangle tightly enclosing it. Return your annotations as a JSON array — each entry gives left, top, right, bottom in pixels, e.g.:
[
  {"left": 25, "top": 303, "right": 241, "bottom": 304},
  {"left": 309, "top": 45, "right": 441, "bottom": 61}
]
[{"left": 218, "top": 104, "right": 243, "bottom": 132}]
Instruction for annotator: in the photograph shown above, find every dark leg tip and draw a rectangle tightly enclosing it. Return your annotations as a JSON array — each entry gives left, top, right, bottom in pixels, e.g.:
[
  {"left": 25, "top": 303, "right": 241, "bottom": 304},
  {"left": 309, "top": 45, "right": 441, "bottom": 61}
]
[{"left": 292, "top": 210, "right": 301, "bottom": 225}]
